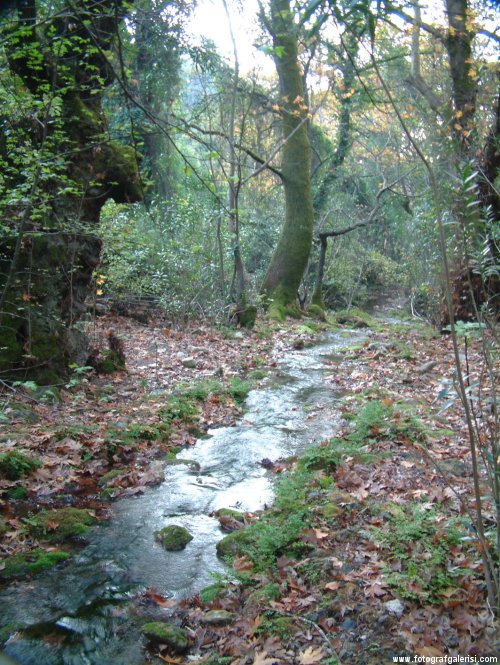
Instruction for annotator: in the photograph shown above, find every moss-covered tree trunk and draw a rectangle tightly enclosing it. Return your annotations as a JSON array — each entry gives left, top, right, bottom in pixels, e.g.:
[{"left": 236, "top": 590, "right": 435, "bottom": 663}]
[
  {"left": 261, "top": 0, "right": 314, "bottom": 319},
  {"left": 0, "top": 0, "right": 142, "bottom": 383}
]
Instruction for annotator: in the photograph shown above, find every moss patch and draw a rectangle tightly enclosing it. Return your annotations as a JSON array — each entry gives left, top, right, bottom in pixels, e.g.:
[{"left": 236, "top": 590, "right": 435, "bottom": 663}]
[
  {"left": 25, "top": 508, "right": 96, "bottom": 541},
  {"left": 0, "top": 451, "right": 42, "bottom": 480},
  {"left": 0, "top": 548, "right": 70, "bottom": 580}
]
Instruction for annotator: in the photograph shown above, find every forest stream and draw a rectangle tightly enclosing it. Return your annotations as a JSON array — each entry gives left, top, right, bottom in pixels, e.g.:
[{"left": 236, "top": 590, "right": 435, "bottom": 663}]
[{"left": 0, "top": 326, "right": 369, "bottom": 664}]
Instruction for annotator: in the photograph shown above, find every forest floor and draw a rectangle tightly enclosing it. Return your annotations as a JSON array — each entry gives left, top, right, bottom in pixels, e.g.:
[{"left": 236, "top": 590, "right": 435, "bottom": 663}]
[{"left": 0, "top": 307, "right": 498, "bottom": 663}]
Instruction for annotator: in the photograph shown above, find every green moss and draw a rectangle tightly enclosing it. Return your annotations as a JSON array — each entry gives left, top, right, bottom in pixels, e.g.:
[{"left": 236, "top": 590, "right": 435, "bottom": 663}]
[
  {"left": 333, "top": 307, "right": 375, "bottom": 328},
  {"left": 0, "top": 519, "right": 6, "bottom": 535},
  {"left": 216, "top": 528, "right": 254, "bottom": 559},
  {"left": 248, "top": 369, "right": 268, "bottom": 380},
  {"left": 26, "top": 508, "right": 96, "bottom": 541},
  {"left": 154, "top": 525, "right": 193, "bottom": 551},
  {"left": 98, "top": 349, "right": 126, "bottom": 373},
  {"left": 142, "top": 622, "right": 189, "bottom": 653},
  {"left": 311, "top": 288, "right": 326, "bottom": 309},
  {"left": 98, "top": 468, "right": 128, "bottom": 487},
  {"left": 215, "top": 508, "right": 246, "bottom": 521},
  {"left": 0, "top": 451, "right": 42, "bottom": 480},
  {"left": 7, "top": 486, "right": 28, "bottom": 500},
  {"left": 267, "top": 300, "right": 286, "bottom": 322},
  {"left": 0, "top": 548, "right": 70, "bottom": 580},
  {"left": 237, "top": 304, "right": 257, "bottom": 329},
  {"left": 0, "top": 623, "right": 22, "bottom": 645},
  {"left": 307, "top": 303, "right": 327, "bottom": 321},
  {"left": 227, "top": 377, "right": 252, "bottom": 404},
  {"left": 285, "top": 303, "right": 303, "bottom": 319}
]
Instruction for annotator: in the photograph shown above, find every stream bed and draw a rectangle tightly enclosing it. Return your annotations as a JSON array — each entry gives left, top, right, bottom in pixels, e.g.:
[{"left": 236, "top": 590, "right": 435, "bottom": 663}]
[{"left": 0, "top": 327, "right": 368, "bottom": 664}]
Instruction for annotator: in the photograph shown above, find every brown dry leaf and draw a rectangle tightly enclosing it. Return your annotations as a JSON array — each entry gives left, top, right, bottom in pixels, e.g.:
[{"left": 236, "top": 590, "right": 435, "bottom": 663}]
[
  {"left": 324, "top": 581, "right": 340, "bottom": 592},
  {"left": 233, "top": 555, "right": 254, "bottom": 573},
  {"left": 298, "top": 646, "right": 327, "bottom": 664},
  {"left": 416, "top": 647, "right": 445, "bottom": 657},
  {"left": 252, "top": 651, "right": 280, "bottom": 665},
  {"left": 313, "top": 528, "right": 329, "bottom": 540},
  {"left": 156, "top": 654, "right": 183, "bottom": 664}
]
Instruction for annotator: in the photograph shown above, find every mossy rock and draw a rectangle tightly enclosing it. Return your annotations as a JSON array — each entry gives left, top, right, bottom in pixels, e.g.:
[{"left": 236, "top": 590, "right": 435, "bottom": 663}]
[
  {"left": 216, "top": 528, "right": 254, "bottom": 559},
  {"left": 201, "top": 610, "right": 235, "bottom": 626},
  {"left": 215, "top": 508, "right": 246, "bottom": 521},
  {"left": 307, "top": 304, "right": 327, "bottom": 321},
  {"left": 0, "top": 451, "right": 42, "bottom": 480},
  {"left": 142, "top": 622, "right": 189, "bottom": 653},
  {"left": 98, "top": 468, "right": 128, "bottom": 487},
  {"left": 154, "top": 525, "right": 193, "bottom": 551},
  {"left": 26, "top": 508, "right": 96, "bottom": 541},
  {"left": 164, "top": 458, "right": 201, "bottom": 473},
  {"left": 0, "top": 623, "right": 23, "bottom": 645},
  {"left": 0, "top": 548, "right": 70, "bottom": 580}
]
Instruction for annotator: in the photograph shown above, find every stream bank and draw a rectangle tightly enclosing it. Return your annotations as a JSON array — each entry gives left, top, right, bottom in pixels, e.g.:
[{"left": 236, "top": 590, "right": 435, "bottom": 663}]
[
  {"left": 1, "top": 311, "right": 496, "bottom": 663},
  {"left": 0, "top": 320, "right": 369, "bottom": 664}
]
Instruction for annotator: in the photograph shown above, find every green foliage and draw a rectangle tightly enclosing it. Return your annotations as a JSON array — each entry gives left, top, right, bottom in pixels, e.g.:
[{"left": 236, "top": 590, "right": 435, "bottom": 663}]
[
  {"left": 0, "top": 450, "right": 42, "bottom": 480},
  {"left": 99, "top": 198, "right": 230, "bottom": 320}
]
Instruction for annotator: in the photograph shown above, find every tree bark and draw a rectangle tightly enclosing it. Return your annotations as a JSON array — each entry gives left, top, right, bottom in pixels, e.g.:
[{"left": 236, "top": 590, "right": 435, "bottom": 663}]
[
  {"left": 0, "top": 0, "right": 142, "bottom": 383},
  {"left": 261, "top": 0, "right": 314, "bottom": 319}
]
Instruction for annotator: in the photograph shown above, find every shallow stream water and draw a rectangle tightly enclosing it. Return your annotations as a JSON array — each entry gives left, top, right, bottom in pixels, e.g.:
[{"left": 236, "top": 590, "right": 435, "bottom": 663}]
[{"left": 0, "top": 327, "right": 368, "bottom": 664}]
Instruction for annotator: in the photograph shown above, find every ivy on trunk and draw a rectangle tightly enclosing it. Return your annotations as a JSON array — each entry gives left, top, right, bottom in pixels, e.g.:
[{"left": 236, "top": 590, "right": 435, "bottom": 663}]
[{"left": 0, "top": 0, "right": 143, "bottom": 383}]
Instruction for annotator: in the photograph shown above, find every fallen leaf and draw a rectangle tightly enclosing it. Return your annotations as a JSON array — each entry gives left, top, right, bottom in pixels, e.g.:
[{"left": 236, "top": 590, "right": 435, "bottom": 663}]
[
  {"left": 324, "top": 581, "right": 340, "bottom": 591},
  {"left": 298, "top": 646, "right": 327, "bottom": 664},
  {"left": 233, "top": 555, "right": 254, "bottom": 573},
  {"left": 252, "top": 650, "right": 280, "bottom": 665}
]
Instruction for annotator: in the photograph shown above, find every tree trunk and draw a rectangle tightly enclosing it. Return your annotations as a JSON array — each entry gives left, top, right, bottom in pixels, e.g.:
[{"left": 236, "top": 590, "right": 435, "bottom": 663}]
[
  {"left": 0, "top": 0, "right": 142, "bottom": 383},
  {"left": 261, "top": 0, "right": 314, "bottom": 320}
]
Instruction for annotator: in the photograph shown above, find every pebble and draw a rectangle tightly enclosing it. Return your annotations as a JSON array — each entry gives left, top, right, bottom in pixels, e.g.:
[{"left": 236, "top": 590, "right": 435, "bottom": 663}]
[{"left": 384, "top": 599, "right": 404, "bottom": 618}]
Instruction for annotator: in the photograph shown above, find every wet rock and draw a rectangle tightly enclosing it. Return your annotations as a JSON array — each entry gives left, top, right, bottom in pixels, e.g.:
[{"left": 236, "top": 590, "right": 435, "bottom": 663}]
[
  {"left": 293, "top": 338, "right": 305, "bottom": 349},
  {"left": 215, "top": 508, "right": 246, "bottom": 532},
  {"left": 384, "top": 599, "right": 404, "bottom": 618},
  {"left": 336, "top": 314, "right": 369, "bottom": 328},
  {"left": 181, "top": 357, "right": 197, "bottom": 369},
  {"left": 154, "top": 525, "right": 193, "bottom": 551},
  {"left": 201, "top": 610, "right": 235, "bottom": 626},
  {"left": 340, "top": 617, "right": 357, "bottom": 630},
  {"left": 142, "top": 622, "right": 189, "bottom": 653}
]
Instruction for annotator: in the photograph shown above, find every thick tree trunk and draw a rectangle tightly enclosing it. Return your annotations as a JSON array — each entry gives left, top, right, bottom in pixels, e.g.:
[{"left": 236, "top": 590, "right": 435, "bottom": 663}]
[
  {"left": 0, "top": 0, "right": 142, "bottom": 383},
  {"left": 261, "top": 0, "right": 314, "bottom": 320}
]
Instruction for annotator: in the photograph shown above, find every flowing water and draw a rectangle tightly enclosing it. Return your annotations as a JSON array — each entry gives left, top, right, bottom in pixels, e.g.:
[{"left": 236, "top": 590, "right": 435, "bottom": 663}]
[{"left": 0, "top": 328, "right": 368, "bottom": 665}]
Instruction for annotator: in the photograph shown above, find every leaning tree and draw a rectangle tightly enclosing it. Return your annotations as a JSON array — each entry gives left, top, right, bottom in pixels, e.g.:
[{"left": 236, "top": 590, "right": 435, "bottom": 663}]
[{"left": 0, "top": 0, "right": 143, "bottom": 383}]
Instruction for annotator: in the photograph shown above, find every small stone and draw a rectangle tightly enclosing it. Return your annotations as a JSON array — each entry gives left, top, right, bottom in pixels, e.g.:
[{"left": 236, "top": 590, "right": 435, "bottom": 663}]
[
  {"left": 201, "top": 610, "right": 235, "bottom": 626},
  {"left": 142, "top": 622, "right": 188, "bottom": 653},
  {"left": 154, "top": 525, "right": 193, "bottom": 551},
  {"left": 181, "top": 357, "right": 197, "bottom": 368},
  {"left": 384, "top": 599, "right": 404, "bottom": 618}
]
